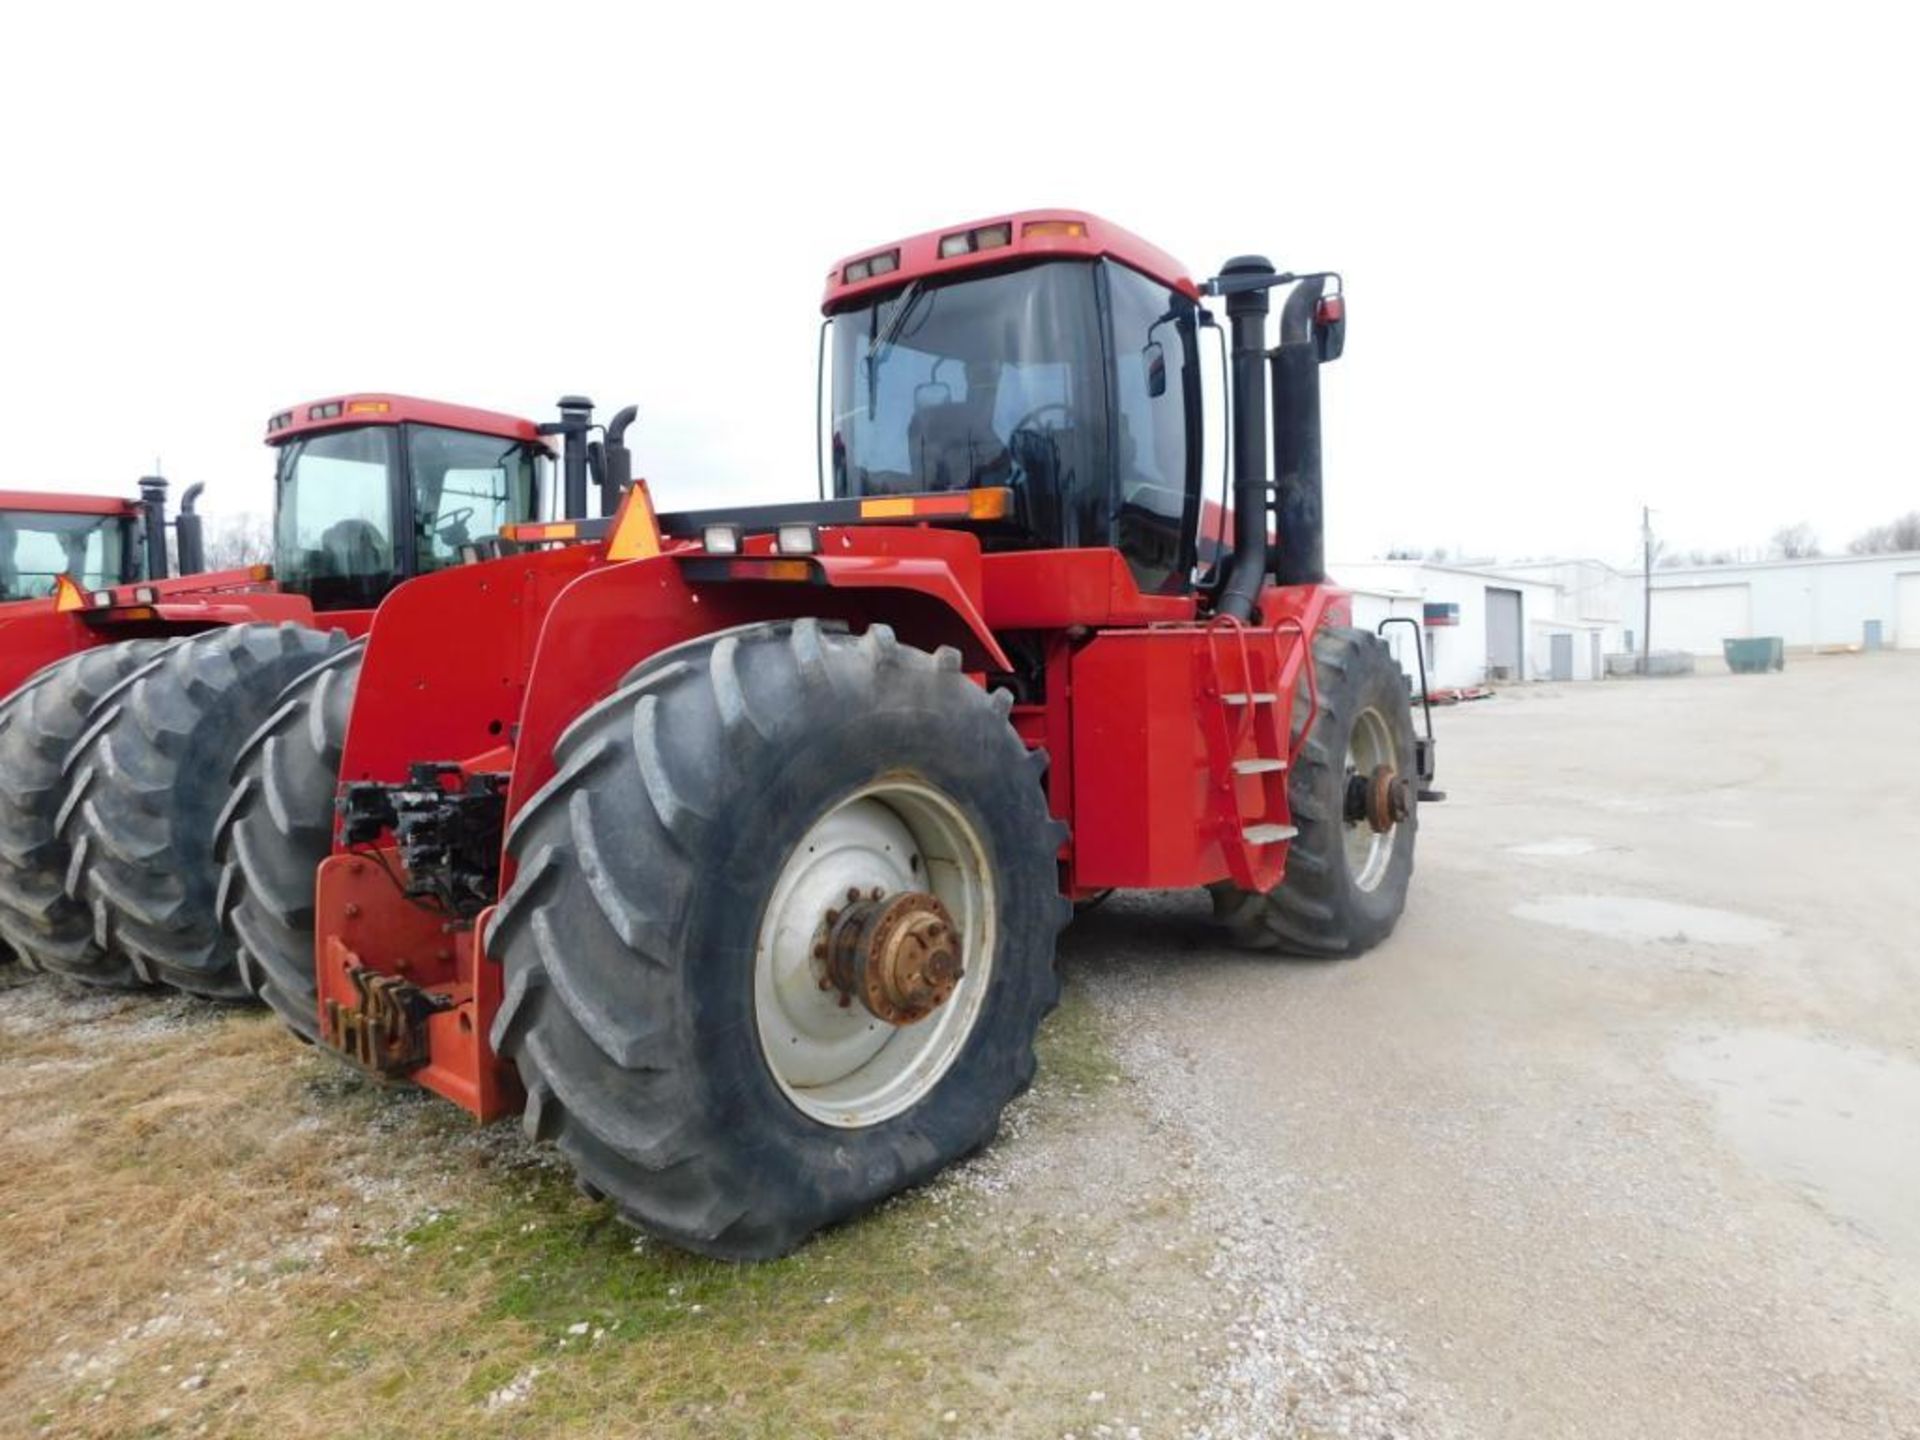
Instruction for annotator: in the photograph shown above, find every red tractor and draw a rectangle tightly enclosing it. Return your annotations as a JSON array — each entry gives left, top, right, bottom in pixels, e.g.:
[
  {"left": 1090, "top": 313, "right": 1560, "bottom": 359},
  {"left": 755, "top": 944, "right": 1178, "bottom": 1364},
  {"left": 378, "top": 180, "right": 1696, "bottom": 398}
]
[
  {"left": 218, "top": 211, "right": 1432, "bottom": 1259},
  {"left": 0, "top": 395, "right": 611, "bottom": 991},
  {"left": 0, "top": 478, "right": 216, "bottom": 677}
]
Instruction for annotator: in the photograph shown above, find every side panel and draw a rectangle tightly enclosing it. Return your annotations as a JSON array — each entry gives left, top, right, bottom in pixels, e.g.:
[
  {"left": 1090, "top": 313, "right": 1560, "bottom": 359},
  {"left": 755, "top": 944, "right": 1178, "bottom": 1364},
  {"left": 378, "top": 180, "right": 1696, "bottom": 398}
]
[
  {"left": 1070, "top": 632, "right": 1224, "bottom": 888},
  {"left": 336, "top": 546, "right": 604, "bottom": 785},
  {"left": 1066, "top": 582, "right": 1343, "bottom": 891}
]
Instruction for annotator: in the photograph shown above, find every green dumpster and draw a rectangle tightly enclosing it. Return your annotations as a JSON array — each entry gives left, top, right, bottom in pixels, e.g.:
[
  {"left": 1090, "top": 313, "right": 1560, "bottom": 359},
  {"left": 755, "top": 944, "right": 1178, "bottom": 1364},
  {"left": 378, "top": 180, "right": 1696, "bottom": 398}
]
[{"left": 1723, "top": 637, "right": 1784, "bottom": 673}]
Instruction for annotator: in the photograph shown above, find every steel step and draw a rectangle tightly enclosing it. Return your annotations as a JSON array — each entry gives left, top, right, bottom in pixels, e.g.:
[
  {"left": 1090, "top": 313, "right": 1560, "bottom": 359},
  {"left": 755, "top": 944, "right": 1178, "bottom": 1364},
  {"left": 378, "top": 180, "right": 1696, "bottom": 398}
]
[
  {"left": 1242, "top": 823, "right": 1299, "bottom": 845},
  {"left": 1232, "top": 757, "right": 1287, "bottom": 775},
  {"left": 1220, "top": 692, "right": 1278, "bottom": 706}
]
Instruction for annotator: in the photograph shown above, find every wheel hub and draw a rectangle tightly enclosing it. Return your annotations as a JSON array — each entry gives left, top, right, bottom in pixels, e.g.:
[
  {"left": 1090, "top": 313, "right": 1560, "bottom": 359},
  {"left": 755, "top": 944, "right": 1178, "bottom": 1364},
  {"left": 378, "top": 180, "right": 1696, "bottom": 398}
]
[
  {"left": 1345, "top": 763, "right": 1410, "bottom": 834},
  {"left": 822, "top": 889, "right": 963, "bottom": 1026}
]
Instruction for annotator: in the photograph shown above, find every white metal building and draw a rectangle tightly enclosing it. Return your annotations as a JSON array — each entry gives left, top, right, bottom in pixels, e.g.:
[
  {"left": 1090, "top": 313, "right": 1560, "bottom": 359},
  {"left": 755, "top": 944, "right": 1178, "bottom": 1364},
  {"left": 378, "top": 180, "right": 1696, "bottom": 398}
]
[
  {"left": 1332, "top": 549, "right": 1920, "bottom": 687},
  {"left": 1647, "top": 551, "right": 1920, "bottom": 654},
  {"left": 1335, "top": 560, "right": 1569, "bottom": 688}
]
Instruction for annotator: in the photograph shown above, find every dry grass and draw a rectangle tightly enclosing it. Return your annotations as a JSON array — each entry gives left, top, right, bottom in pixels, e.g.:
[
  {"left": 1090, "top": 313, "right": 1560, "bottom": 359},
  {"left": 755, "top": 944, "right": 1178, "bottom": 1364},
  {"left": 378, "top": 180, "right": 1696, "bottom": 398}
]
[{"left": 0, "top": 972, "right": 1211, "bottom": 1440}]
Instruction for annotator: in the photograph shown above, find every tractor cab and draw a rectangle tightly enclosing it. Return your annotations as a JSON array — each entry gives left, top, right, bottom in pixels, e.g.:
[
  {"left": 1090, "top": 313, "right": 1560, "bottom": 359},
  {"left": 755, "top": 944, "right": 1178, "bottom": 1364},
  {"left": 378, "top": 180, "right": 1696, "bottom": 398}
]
[
  {"left": 824, "top": 213, "right": 1204, "bottom": 597},
  {"left": 0, "top": 492, "right": 142, "bottom": 601},
  {"left": 264, "top": 396, "right": 556, "bottom": 611}
]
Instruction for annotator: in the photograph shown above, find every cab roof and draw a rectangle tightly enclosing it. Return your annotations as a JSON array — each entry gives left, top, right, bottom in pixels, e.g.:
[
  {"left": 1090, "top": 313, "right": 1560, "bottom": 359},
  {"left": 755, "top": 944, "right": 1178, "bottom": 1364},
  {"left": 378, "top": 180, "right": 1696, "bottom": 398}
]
[
  {"left": 822, "top": 208, "right": 1198, "bottom": 312},
  {"left": 0, "top": 490, "right": 139, "bottom": 517},
  {"left": 264, "top": 393, "right": 549, "bottom": 447}
]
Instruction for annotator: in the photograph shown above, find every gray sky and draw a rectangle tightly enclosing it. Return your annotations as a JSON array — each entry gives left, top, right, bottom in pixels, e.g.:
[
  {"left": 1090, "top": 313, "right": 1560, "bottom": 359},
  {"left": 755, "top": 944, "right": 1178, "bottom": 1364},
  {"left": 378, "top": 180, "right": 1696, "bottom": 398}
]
[{"left": 2, "top": 3, "right": 1911, "bottom": 569}]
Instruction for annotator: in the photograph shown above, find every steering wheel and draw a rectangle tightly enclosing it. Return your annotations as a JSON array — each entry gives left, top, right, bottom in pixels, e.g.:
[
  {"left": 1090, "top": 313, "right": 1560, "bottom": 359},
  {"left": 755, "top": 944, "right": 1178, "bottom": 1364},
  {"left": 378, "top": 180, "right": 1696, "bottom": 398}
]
[
  {"left": 1007, "top": 401, "right": 1071, "bottom": 436},
  {"left": 433, "top": 506, "right": 476, "bottom": 545}
]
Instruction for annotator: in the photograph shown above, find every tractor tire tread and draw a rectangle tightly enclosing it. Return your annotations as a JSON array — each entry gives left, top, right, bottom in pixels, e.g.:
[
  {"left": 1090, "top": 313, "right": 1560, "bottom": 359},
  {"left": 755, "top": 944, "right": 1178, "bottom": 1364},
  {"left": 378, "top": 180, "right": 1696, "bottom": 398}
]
[
  {"left": 213, "top": 641, "right": 364, "bottom": 1037},
  {"left": 491, "top": 619, "right": 1065, "bottom": 1259},
  {"left": 63, "top": 624, "right": 348, "bottom": 999}
]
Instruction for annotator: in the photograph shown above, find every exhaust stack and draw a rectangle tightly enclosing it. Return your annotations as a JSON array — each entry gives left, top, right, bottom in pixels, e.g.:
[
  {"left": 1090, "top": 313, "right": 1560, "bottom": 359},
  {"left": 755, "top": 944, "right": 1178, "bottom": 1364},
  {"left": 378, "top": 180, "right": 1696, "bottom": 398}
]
[
  {"left": 137, "top": 475, "right": 170, "bottom": 580},
  {"left": 1215, "top": 256, "right": 1275, "bottom": 622},
  {"left": 1271, "top": 277, "right": 1330, "bottom": 587},
  {"left": 175, "top": 482, "right": 207, "bottom": 575},
  {"left": 544, "top": 396, "right": 596, "bottom": 520}
]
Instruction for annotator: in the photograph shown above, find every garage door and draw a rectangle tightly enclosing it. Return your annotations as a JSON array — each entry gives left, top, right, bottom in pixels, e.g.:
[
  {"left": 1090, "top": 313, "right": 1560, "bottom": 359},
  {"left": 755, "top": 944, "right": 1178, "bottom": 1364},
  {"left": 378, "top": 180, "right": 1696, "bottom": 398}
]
[
  {"left": 1651, "top": 584, "right": 1751, "bottom": 655},
  {"left": 1898, "top": 574, "right": 1920, "bottom": 650},
  {"left": 1486, "top": 588, "right": 1523, "bottom": 679}
]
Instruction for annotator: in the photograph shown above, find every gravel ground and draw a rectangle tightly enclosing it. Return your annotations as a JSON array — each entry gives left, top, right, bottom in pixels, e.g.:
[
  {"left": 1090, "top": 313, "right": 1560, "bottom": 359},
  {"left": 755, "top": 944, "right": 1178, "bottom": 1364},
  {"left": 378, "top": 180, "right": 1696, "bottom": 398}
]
[
  {"left": 1064, "top": 650, "right": 1920, "bottom": 1439},
  {"left": 6, "top": 651, "right": 1916, "bottom": 1439}
]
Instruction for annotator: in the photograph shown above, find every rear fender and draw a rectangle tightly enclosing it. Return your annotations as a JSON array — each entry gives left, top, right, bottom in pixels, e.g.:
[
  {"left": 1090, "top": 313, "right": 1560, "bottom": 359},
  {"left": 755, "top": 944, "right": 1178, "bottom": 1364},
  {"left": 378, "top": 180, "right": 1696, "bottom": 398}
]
[
  {"left": 504, "top": 533, "right": 1005, "bottom": 841},
  {"left": 0, "top": 608, "right": 103, "bottom": 698}
]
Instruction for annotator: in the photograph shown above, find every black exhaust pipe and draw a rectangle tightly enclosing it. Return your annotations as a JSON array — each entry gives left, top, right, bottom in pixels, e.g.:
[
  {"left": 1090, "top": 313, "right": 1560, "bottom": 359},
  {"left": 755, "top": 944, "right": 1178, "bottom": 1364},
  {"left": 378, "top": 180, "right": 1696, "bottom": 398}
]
[
  {"left": 175, "top": 482, "right": 207, "bottom": 575},
  {"left": 137, "top": 475, "right": 170, "bottom": 580},
  {"left": 1216, "top": 256, "right": 1274, "bottom": 622},
  {"left": 602, "top": 406, "right": 638, "bottom": 514},
  {"left": 1271, "top": 276, "right": 1329, "bottom": 587},
  {"left": 547, "top": 395, "right": 595, "bottom": 520}
]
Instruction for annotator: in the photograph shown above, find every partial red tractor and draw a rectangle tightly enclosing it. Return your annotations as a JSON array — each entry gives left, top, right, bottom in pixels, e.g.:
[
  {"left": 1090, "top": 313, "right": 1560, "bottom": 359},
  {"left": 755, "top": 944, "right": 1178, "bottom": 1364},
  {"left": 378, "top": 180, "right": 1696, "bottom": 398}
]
[{"left": 0, "top": 394, "right": 615, "bottom": 987}]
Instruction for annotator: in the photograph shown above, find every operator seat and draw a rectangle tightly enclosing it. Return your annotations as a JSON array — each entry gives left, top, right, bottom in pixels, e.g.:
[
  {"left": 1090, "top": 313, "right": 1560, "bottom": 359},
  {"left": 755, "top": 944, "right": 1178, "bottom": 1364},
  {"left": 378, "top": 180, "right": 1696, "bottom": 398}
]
[
  {"left": 316, "top": 518, "right": 390, "bottom": 580},
  {"left": 909, "top": 401, "right": 1011, "bottom": 492}
]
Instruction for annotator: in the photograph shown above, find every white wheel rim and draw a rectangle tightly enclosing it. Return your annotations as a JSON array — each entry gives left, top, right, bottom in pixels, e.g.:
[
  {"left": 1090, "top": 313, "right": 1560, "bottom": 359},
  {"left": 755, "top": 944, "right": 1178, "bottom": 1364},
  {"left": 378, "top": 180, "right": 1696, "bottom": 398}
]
[
  {"left": 753, "top": 780, "right": 996, "bottom": 1128},
  {"left": 1344, "top": 706, "right": 1399, "bottom": 893}
]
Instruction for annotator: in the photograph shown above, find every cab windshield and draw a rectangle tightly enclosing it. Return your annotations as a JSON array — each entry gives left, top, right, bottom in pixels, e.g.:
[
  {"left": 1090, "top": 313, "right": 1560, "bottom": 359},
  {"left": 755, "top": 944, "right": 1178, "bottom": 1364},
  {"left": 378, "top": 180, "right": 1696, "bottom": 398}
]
[
  {"left": 829, "top": 261, "right": 1110, "bottom": 547},
  {"left": 0, "top": 510, "right": 129, "bottom": 600},
  {"left": 273, "top": 423, "right": 547, "bottom": 609}
]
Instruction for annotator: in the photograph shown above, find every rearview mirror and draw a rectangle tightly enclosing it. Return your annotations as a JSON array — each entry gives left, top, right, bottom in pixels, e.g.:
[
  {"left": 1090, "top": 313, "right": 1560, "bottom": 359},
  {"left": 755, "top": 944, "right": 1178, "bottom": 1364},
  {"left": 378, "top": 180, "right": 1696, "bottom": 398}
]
[{"left": 1144, "top": 341, "right": 1167, "bottom": 398}]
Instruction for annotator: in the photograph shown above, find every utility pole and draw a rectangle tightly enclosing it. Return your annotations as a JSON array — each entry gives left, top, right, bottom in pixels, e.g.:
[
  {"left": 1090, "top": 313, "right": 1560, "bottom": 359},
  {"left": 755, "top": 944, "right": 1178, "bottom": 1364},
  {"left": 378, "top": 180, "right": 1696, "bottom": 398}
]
[{"left": 1641, "top": 505, "right": 1653, "bottom": 675}]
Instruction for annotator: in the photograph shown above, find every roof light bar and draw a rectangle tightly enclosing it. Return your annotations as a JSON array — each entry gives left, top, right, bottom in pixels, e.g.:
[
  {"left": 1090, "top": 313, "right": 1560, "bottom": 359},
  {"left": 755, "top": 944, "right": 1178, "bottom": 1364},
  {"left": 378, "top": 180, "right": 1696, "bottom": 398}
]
[
  {"left": 842, "top": 249, "right": 901, "bottom": 284},
  {"left": 1022, "top": 219, "right": 1087, "bottom": 239},
  {"left": 937, "top": 222, "right": 1013, "bottom": 260}
]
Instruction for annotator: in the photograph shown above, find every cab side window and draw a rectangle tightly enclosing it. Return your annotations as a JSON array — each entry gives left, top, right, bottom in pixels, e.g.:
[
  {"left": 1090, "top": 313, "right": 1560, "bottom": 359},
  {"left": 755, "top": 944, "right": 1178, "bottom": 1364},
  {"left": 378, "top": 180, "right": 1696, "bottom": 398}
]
[{"left": 1105, "top": 263, "right": 1197, "bottom": 594}]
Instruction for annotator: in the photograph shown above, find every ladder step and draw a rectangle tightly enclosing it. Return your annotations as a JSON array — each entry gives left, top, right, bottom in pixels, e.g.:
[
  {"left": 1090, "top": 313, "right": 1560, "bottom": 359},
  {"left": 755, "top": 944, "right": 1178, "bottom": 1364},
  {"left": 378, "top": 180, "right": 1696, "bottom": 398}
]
[
  {"left": 1220, "top": 692, "right": 1278, "bottom": 706},
  {"left": 1242, "top": 823, "right": 1299, "bottom": 845},
  {"left": 1232, "top": 758, "right": 1287, "bottom": 775}
]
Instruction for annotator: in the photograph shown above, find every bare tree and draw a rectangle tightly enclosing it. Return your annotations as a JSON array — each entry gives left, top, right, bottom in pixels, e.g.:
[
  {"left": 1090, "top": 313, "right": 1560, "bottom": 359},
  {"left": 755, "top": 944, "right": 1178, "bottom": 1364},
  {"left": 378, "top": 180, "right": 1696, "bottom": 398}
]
[
  {"left": 198, "top": 512, "right": 274, "bottom": 571},
  {"left": 1768, "top": 522, "right": 1821, "bottom": 559},
  {"left": 1847, "top": 510, "right": 1920, "bottom": 555},
  {"left": 1658, "top": 546, "right": 1738, "bottom": 568}
]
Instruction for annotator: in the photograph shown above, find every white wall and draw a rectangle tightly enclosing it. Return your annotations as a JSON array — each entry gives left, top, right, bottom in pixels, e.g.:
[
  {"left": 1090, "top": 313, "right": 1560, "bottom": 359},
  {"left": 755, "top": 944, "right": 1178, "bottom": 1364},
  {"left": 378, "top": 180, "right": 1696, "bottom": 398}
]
[
  {"left": 1651, "top": 583, "right": 1751, "bottom": 655},
  {"left": 1651, "top": 552, "right": 1920, "bottom": 652},
  {"left": 1335, "top": 561, "right": 1562, "bottom": 687},
  {"left": 1529, "top": 620, "right": 1608, "bottom": 680}
]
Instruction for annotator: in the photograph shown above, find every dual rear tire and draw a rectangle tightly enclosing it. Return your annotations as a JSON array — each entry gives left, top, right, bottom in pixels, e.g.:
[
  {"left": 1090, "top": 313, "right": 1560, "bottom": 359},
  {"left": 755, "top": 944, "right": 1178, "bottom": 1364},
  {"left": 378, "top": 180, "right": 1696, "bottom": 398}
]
[
  {"left": 54, "top": 624, "right": 349, "bottom": 993},
  {"left": 0, "top": 640, "right": 170, "bottom": 980}
]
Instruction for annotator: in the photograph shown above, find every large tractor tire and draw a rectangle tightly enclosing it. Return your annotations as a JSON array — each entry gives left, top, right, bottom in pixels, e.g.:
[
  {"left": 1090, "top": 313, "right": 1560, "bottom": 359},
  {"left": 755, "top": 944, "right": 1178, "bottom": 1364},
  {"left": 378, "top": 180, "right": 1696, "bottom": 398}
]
[
  {"left": 60, "top": 623, "right": 350, "bottom": 995},
  {"left": 490, "top": 619, "right": 1069, "bottom": 1260},
  {"left": 1210, "top": 626, "right": 1419, "bottom": 956},
  {"left": 213, "top": 642, "right": 365, "bottom": 1039},
  {"left": 0, "top": 641, "right": 172, "bottom": 981}
]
